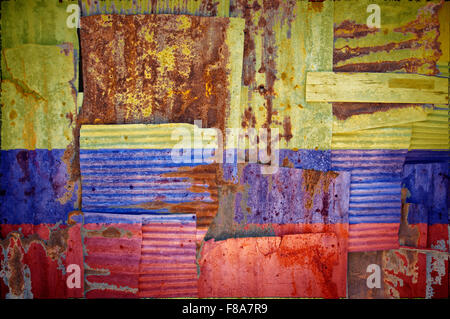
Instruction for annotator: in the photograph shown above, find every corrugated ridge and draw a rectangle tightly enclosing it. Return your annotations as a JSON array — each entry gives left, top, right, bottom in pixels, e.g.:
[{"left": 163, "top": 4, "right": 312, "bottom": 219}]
[
  {"left": 332, "top": 150, "right": 407, "bottom": 251},
  {"left": 410, "top": 108, "right": 449, "bottom": 150},
  {"left": 139, "top": 214, "right": 197, "bottom": 298}
]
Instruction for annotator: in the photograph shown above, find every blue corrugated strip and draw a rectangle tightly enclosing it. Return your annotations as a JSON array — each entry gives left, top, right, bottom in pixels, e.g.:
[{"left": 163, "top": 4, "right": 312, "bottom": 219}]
[
  {"left": 331, "top": 150, "right": 407, "bottom": 225},
  {"left": 80, "top": 148, "right": 216, "bottom": 214}
]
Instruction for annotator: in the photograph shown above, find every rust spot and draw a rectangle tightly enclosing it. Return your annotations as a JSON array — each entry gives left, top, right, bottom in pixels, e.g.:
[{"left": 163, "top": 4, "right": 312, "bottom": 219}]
[
  {"left": 9, "top": 109, "right": 17, "bottom": 120},
  {"left": 282, "top": 157, "right": 294, "bottom": 168},
  {"left": 102, "top": 227, "right": 122, "bottom": 238},
  {"left": 8, "top": 243, "right": 25, "bottom": 297}
]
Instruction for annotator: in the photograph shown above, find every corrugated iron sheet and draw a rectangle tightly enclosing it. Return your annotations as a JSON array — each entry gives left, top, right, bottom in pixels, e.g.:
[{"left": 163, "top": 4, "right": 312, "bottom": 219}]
[
  {"left": 204, "top": 164, "right": 349, "bottom": 298},
  {"left": 82, "top": 213, "right": 142, "bottom": 298},
  {"left": 399, "top": 163, "right": 449, "bottom": 251},
  {"left": 80, "top": 124, "right": 218, "bottom": 240},
  {"left": 1, "top": 44, "right": 77, "bottom": 150},
  {"left": 139, "top": 214, "right": 197, "bottom": 298},
  {"left": 331, "top": 0, "right": 448, "bottom": 142},
  {"left": 0, "top": 223, "right": 83, "bottom": 298},
  {"left": 331, "top": 150, "right": 408, "bottom": 252},
  {"left": 348, "top": 248, "right": 448, "bottom": 299},
  {"left": 228, "top": 0, "right": 334, "bottom": 171},
  {"left": 198, "top": 233, "right": 344, "bottom": 298},
  {"left": 81, "top": 0, "right": 230, "bottom": 17},
  {"left": 79, "top": 14, "right": 244, "bottom": 133}
]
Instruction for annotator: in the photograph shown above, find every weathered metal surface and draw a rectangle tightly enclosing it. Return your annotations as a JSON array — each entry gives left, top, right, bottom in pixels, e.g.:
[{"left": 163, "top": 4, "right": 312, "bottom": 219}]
[
  {"left": 1, "top": 44, "right": 77, "bottom": 150},
  {"left": 409, "top": 107, "right": 449, "bottom": 150},
  {"left": 80, "top": 124, "right": 218, "bottom": 240},
  {"left": 399, "top": 163, "right": 449, "bottom": 251},
  {"left": 199, "top": 233, "right": 344, "bottom": 298},
  {"left": 0, "top": 223, "right": 83, "bottom": 298},
  {"left": 0, "top": 150, "right": 79, "bottom": 224},
  {"left": 228, "top": 0, "right": 333, "bottom": 171},
  {"left": 82, "top": 213, "right": 142, "bottom": 298},
  {"left": 348, "top": 248, "right": 448, "bottom": 299},
  {"left": 331, "top": 150, "right": 408, "bottom": 252},
  {"left": 81, "top": 0, "right": 230, "bottom": 17},
  {"left": 1, "top": 0, "right": 79, "bottom": 91},
  {"left": 79, "top": 14, "right": 244, "bottom": 133},
  {"left": 139, "top": 214, "right": 197, "bottom": 298},
  {"left": 332, "top": 0, "right": 448, "bottom": 133},
  {"left": 306, "top": 72, "right": 448, "bottom": 104},
  {"left": 204, "top": 164, "right": 349, "bottom": 298},
  {"left": 331, "top": 125, "right": 412, "bottom": 150}
]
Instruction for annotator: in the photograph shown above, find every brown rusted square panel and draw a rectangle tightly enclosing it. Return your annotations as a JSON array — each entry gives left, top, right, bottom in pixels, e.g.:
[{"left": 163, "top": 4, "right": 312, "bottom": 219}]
[{"left": 79, "top": 14, "right": 244, "bottom": 132}]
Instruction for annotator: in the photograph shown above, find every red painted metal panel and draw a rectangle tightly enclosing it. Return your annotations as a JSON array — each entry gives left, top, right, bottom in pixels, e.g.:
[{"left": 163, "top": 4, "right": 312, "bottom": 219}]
[
  {"left": 198, "top": 233, "right": 345, "bottom": 298},
  {"left": 0, "top": 223, "right": 83, "bottom": 299}
]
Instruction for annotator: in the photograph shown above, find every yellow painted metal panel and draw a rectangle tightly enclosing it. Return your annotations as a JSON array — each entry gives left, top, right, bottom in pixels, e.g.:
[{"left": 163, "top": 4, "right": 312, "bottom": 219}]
[{"left": 306, "top": 72, "right": 448, "bottom": 104}]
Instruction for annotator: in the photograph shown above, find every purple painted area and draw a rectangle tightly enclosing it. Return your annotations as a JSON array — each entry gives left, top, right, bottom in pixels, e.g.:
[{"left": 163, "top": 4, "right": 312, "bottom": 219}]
[
  {"left": 402, "top": 163, "right": 448, "bottom": 225},
  {"left": 0, "top": 149, "right": 77, "bottom": 224},
  {"left": 233, "top": 164, "right": 350, "bottom": 224}
]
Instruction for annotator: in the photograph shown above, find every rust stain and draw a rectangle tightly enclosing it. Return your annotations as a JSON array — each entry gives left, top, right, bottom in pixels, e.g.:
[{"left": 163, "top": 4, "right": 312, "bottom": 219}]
[
  {"left": 8, "top": 243, "right": 25, "bottom": 297},
  {"left": 334, "top": 20, "right": 379, "bottom": 39},
  {"left": 301, "top": 170, "right": 339, "bottom": 212},
  {"left": 83, "top": 226, "right": 133, "bottom": 239},
  {"left": 282, "top": 116, "right": 293, "bottom": 143},
  {"left": 79, "top": 14, "right": 233, "bottom": 134},
  {"left": 398, "top": 188, "right": 421, "bottom": 248},
  {"left": 332, "top": 102, "right": 422, "bottom": 121}
]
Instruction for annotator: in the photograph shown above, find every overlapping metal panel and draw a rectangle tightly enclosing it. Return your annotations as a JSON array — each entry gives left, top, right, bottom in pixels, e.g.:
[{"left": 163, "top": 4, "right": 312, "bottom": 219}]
[
  {"left": 139, "top": 214, "right": 197, "bottom": 298},
  {"left": 400, "top": 162, "right": 449, "bottom": 251},
  {"left": 0, "top": 223, "right": 83, "bottom": 298},
  {"left": 331, "top": 150, "right": 408, "bottom": 252},
  {"left": 79, "top": 14, "right": 244, "bottom": 132},
  {"left": 82, "top": 213, "right": 142, "bottom": 298},
  {"left": 80, "top": 124, "right": 218, "bottom": 240}
]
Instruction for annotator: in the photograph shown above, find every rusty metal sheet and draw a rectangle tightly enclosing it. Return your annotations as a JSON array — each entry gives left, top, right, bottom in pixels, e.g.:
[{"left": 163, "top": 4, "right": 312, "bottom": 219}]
[
  {"left": 331, "top": 150, "right": 408, "bottom": 252},
  {"left": 204, "top": 164, "right": 350, "bottom": 298},
  {"left": 348, "top": 248, "right": 448, "bottom": 299},
  {"left": 79, "top": 14, "right": 244, "bottom": 133},
  {"left": 0, "top": 150, "right": 79, "bottom": 225},
  {"left": 82, "top": 213, "right": 142, "bottom": 298},
  {"left": 198, "top": 233, "right": 344, "bottom": 298},
  {"left": 399, "top": 163, "right": 449, "bottom": 251},
  {"left": 0, "top": 223, "right": 83, "bottom": 298},
  {"left": 1, "top": 44, "right": 77, "bottom": 150},
  {"left": 81, "top": 0, "right": 230, "bottom": 17},
  {"left": 139, "top": 214, "right": 197, "bottom": 298},
  {"left": 79, "top": 124, "right": 219, "bottom": 241},
  {"left": 1, "top": 0, "right": 79, "bottom": 90},
  {"left": 229, "top": 0, "right": 334, "bottom": 171},
  {"left": 332, "top": 0, "right": 448, "bottom": 136}
]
